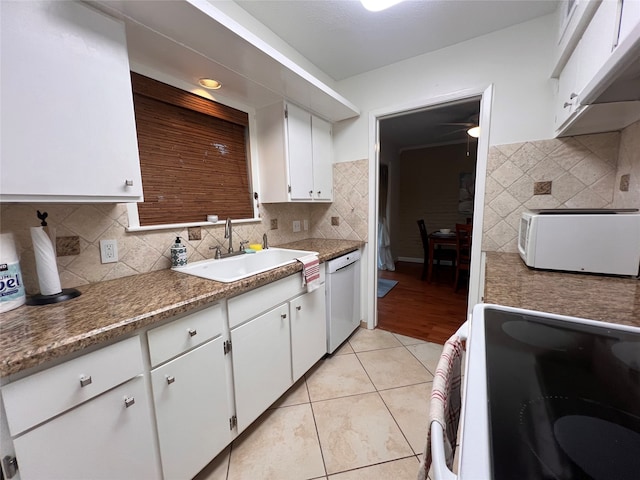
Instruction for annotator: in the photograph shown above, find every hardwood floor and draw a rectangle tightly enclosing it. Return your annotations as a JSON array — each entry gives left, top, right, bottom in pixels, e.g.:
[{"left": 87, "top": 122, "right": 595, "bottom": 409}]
[{"left": 377, "top": 261, "right": 468, "bottom": 344}]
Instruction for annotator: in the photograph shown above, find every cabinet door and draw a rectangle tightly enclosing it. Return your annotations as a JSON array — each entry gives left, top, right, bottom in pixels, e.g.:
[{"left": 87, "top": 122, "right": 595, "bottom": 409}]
[
  {"left": 286, "top": 103, "right": 314, "bottom": 200},
  {"left": 0, "top": 1, "right": 142, "bottom": 202},
  {"left": 311, "top": 116, "right": 333, "bottom": 201},
  {"left": 12, "top": 376, "right": 159, "bottom": 480},
  {"left": 151, "top": 337, "right": 231, "bottom": 480},
  {"left": 576, "top": 0, "right": 620, "bottom": 95},
  {"left": 555, "top": 48, "right": 580, "bottom": 129},
  {"left": 619, "top": 0, "right": 640, "bottom": 46},
  {"left": 231, "top": 304, "right": 292, "bottom": 433},
  {"left": 291, "top": 286, "right": 327, "bottom": 382}
]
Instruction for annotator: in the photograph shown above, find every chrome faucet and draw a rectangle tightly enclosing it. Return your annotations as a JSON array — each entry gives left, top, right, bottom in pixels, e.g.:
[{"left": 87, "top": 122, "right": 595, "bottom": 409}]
[
  {"left": 225, "top": 217, "right": 234, "bottom": 253},
  {"left": 262, "top": 233, "right": 268, "bottom": 250}
]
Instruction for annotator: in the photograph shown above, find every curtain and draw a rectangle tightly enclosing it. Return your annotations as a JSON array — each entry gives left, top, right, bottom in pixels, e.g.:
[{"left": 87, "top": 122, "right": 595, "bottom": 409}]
[{"left": 378, "top": 164, "right": 395, "bottom": 271}]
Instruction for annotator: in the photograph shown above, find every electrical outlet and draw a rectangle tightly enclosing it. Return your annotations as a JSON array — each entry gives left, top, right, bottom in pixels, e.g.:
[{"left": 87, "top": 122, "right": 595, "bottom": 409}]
[
  {"left": 100, "top": 239, "right": 118, "bottom": 264},
  {"left": 293, "top": 220, "right": 301, "bottom": 232},
  {"left": 303, "top": 219, "right": 309, "bottom": 231}
]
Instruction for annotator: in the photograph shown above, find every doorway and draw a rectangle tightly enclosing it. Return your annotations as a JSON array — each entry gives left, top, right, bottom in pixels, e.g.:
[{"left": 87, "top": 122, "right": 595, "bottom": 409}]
[{"left": 366, "top": 86, "right": 493, "bottom": 339}]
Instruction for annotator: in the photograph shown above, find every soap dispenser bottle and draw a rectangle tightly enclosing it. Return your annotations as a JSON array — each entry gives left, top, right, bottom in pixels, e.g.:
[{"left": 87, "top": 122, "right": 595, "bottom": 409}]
[{"left": 170, "top": 237, "right": 187, "bottom": 267}]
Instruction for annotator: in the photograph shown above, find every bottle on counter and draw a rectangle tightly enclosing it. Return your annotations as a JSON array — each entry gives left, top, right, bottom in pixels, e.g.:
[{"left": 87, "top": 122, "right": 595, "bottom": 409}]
[
  {"left": 170, "top": 237, "right": 187, "bottom": 267},
  {"left": 0, "top": 233, "right": 26, "bottom": 312}
]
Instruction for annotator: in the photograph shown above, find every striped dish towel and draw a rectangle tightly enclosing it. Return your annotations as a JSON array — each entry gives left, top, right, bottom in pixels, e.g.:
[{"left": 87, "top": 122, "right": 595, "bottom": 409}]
[
  {"left": 297, "top": 254, "right": 320, "bottom": 292},
  {"left": 418, "top": 334, "right": 464, "bottom": 480}
]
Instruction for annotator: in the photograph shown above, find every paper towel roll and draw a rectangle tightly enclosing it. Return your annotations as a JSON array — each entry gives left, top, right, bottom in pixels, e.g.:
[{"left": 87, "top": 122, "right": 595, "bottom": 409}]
[{"left": 31, "top": 227, "right": 62, "bottom": 296}]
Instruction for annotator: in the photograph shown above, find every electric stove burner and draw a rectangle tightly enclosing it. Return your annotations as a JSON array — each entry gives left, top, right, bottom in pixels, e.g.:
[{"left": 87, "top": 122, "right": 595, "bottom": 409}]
[
  {"left": 501, "top": 320, "right": 579, "bottom": 351},
  {"left": 484, "top": 309, "right": 640, "bottom": 480}
]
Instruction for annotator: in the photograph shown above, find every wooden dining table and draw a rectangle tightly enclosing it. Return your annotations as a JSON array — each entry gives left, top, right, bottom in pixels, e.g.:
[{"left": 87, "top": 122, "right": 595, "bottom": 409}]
[{"left": 427, "top": 232, "right": 457, "bottom": 283}]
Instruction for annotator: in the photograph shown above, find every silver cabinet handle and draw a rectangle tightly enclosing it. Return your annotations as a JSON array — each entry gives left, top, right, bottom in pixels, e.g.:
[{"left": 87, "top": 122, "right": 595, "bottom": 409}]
[
  {"left": 296, "top": 306, "right": 302, "bottom": 311},
  {"left": 124, "top": 179, "right": 134, "bottom": 187},
  {"left": 80, "top": 375, "right": 92, "bottom": 387},
  {"left": 124, "top": 396, "right": 135, "bottom": 408},
  {"left": 569, "top": 92, "right": 578, "bottom": 99},
  {"left": 563, "top": 101, "right": 572, "bottom": 108},
  {"left": 309, "top": 190, "right": 313, "bottom": 197},
  {"left": 317, "top": 191, "right": 321, "bottom": 196},
  {"left": 188, "top": 328, "right": 197, "bottom": 337},
  {"left": 166, "top": 375, "right": 175, "bottom": 385},
  {"left": 281, "top": 313, "right": 287, "bottom": 319}
]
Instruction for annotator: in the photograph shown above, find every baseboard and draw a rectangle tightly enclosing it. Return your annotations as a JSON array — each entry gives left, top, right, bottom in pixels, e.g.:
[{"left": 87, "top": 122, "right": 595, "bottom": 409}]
[
  {"left": 397, "top": 257, "right": 422, "bottom": 263},
  {"left": 396, "top": 256, "right": 454, "bottom": 266}
]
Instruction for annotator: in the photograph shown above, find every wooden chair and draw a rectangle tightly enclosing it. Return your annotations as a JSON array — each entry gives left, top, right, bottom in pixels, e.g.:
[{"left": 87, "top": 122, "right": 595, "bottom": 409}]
[
  {"left": 417, "top": 219, "right": 456, "bottom": 281},
  {"left": 454, "top": 223, "right": 472, "bottom": 291}
]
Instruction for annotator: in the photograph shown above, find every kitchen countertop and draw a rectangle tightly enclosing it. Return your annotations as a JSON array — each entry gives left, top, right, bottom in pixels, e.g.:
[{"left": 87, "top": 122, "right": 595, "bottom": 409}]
[
  {"left": 484, "top": 252, "right": 640, "bottom": 327},
  {"left": 0, "top": 238, "right": 364, "bottom": 377}
]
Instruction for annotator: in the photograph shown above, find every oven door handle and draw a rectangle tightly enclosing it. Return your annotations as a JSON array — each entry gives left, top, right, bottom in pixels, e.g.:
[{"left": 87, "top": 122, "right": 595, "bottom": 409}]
[{"left": 430, "top": 422, "right": 458, "bottom": 480}]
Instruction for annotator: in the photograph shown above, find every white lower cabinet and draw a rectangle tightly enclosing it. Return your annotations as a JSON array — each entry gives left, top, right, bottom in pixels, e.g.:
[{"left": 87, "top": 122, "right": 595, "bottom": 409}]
[
  {"left": 12, "top": 375, "right": 159, "bottom": 480},
  {"left": 0, "top": 272, "right": 331, "bottom": 480},
  {"left": 231, "top": 303, "right": 292, "bottom": 433},
  {"left": 291, "top": 288, "right": 327, "bottom": 381},
  {"left": 151, "top": 337, "right": 231, "bottom": 480}
]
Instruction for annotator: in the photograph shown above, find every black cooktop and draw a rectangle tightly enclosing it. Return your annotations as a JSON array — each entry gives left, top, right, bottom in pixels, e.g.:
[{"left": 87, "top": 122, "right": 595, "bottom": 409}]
[{"left": 484, "top": 309, "right": 640, "bottom": 480}]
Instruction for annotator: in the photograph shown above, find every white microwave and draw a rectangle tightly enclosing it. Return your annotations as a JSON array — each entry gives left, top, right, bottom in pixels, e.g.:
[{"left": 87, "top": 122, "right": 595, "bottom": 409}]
[{"left": 518, "top": 209, "right": 640, "bottom": 276}]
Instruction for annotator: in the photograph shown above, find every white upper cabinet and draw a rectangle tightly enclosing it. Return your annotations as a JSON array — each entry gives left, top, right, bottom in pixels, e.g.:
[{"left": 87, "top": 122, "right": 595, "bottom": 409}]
[
  {"left": 256, "top": 102, "right": 333, "bottom": 203},
  {"left": 555, "top": 0, "right": 640, "bottom": 135},
  {"left": 555, "top": 0, "right": 620, "bottom": 130},
  {"left": 618, "top": 0, "right": 640, "bottom": 46},
  {"left": 0, "top": 1, "right": 143, "bottom": 202}
]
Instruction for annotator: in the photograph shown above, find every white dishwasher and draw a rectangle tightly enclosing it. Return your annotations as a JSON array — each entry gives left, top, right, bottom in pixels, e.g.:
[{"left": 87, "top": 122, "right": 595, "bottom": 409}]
[{"left": 325, "top": 249, "right": 361, "bottom": 353}]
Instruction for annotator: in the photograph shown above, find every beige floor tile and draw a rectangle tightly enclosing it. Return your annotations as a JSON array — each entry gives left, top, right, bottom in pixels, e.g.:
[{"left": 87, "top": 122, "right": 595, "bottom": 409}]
[
  {"left": 393, "top": 333, "right": 427, "bottom": 346},
  {"left": 228, "top": 404, "right": 325, "bottom": 480},
  {"left": 305, "top": 353, "right": 375, "bottom": 402},
  {"left": 312, "top": 392, "right": 413, "bottom": 474},
  {"left": 327, "top": 456, "right": 420, "bottom": 479},
  {"left": 357, "top": 347, "right": 433, "bottom": 390},
  {"left": 193, "top": 446, "right": 230, "bottom": 480},
  {"left": 406, "top": 342, "right": 444, "bottom": 374},
  {"left": 271, "top": 377, "right": 309, "bottom": 408},
  {"left": 379, "top": 383, "right": 432, "bottom": 454},
  {"left": 348, "top": 327, "right": 402, "bottom": 352},
  {"left": 333, "top": 341, "right": 354, "bottom": 355}
]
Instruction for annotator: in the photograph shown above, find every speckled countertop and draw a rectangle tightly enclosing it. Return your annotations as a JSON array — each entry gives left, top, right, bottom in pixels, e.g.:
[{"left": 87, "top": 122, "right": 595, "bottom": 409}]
[
  {"left": 0, "top": 239, "right": 364, "bottom": 377},
  {"left": 484, "top": 252, "right": 640, "bottom": 327}
]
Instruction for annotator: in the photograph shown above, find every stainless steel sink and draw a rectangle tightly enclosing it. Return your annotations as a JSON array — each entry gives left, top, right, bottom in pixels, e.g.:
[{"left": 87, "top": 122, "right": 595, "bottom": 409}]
[{"left": 172, "top": 248, "right": 318, "bottom": 283}]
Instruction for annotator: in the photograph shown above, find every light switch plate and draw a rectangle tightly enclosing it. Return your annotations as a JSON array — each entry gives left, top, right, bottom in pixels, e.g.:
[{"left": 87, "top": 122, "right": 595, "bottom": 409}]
[
  {"left": 100, "top": 239, "right": 118, "bottom": 263},
  {"left": 303, "top": 219, "right": 309, "bottom": 231},
  {"left": 293, "top": 220, "right": 301, "bottom": 232}
]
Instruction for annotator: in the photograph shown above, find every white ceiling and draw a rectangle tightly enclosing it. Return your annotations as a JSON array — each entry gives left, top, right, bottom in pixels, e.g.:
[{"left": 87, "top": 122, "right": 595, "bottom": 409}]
[
  {"left": 91, "top": 0, "right": 558, "bottom": 147},
  {"left": 234, "top": 0, "right": 559, "bottom": 81}
]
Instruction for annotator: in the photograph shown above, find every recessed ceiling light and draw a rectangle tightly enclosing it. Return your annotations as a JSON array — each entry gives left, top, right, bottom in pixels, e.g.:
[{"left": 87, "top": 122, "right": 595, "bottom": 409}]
[
  {"left": 360, "top": 0, "right": 404, "bottom": 12},
  {"left": 467, "top": 126, "right": 480, "bottom": 138},
  {"left": 198, "top": 78, "right": 222, "bottom": 90}
]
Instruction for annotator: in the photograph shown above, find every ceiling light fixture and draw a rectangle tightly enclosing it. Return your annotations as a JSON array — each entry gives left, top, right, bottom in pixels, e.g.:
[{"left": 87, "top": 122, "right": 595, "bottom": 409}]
[
  {"left": 360, "top": 0, "right": 404, "bottom": 12},
  {"left": 198, "top": 78, "right": 222, "bottom": 90},
  {"left": 467, "top": 126, "right": 480, "bottom": 138}
]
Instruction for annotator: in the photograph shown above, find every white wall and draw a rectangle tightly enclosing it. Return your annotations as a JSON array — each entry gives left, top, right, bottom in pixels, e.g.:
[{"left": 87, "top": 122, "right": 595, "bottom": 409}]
[{"left": 332, "top": 14, "right": 558, "bottom": 163}]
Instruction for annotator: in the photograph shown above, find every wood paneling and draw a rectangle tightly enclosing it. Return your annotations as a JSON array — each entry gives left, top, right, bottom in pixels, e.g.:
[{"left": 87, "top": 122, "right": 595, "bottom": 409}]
[{"left": 377, "top": 262, "right": 467, "bottom": 344}]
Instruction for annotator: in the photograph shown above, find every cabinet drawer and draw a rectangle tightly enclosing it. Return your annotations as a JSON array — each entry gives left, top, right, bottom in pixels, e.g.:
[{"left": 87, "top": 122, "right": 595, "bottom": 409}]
[
  {"left": 228, "top": 274, "right": 303, "bottom": 329},
  {"left": 2, "top": 336, "right": 143, "bottom": 436},
  {"left": 148, "top": 303, "right": 223, "bottom": 367}
]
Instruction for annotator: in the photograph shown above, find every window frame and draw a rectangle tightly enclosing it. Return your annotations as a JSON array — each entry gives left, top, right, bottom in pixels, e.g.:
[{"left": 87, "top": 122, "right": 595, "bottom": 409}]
[{"left": 125, "top": 71, "right": 261, "bottom": 232}]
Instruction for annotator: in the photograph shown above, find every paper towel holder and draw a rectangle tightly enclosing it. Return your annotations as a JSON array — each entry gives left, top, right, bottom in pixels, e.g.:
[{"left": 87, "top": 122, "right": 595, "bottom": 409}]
[
  {"left": 27, "top": 288, "right": 81, "bottom": 306},
  {"left": 27, "top": 210, "right": 82, "bottom": 305}
]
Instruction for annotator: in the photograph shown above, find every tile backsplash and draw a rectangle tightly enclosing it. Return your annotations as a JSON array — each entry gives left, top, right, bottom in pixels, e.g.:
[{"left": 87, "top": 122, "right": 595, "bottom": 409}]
[
  {"left": 0, "top": 160, "right": 368, "bottom": 294},
  {"left": 482, "top": 124, "right": 640, "bottom": 252}
]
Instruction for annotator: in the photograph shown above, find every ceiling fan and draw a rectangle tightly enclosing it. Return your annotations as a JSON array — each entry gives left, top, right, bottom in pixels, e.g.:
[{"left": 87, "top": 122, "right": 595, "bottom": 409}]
[{"left": 439, "top": 114, "right": 480, "bottom": 138}]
